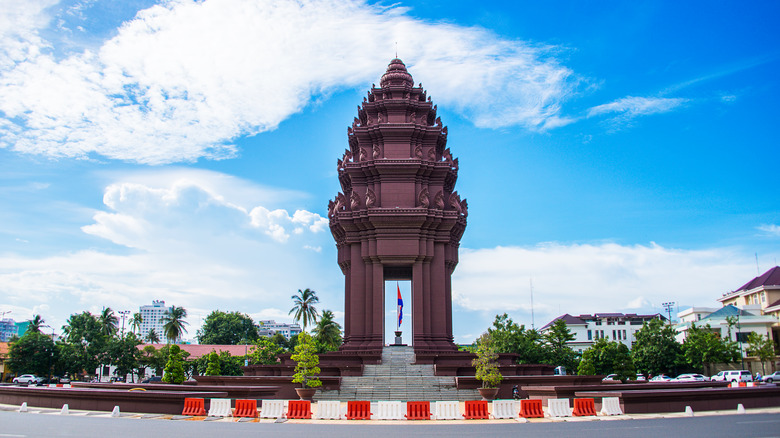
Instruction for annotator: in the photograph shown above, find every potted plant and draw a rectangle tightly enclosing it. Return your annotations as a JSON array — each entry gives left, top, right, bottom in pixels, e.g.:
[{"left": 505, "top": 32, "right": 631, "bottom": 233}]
[
  {"left": 472, "top": 333, "right": 502, "bottom": 400},
  {"left": 291, "top": 332, "right": 322, "bottom": 400}
]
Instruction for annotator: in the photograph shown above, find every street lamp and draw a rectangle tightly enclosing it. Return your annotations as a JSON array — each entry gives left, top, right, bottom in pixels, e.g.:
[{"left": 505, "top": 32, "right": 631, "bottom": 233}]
[
  {"left": 737, "top": 311, "right": 745, "bottom": 370},
  {"left": 118, "top": 310, "right": 130, "bottom": 337}
]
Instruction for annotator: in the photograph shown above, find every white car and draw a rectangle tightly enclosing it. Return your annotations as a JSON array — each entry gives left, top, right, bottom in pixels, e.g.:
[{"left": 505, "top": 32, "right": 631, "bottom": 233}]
[
  {"left": 761, "top": 371, "right": 780, "bottom": 383},
  {"left": 673, "top": 373, "right": 708, "bottom": 382},
  {"left": 711, "top": 370, "right": 753, "bottom": 383},
  {"left": 12, "top": 374, "right": 43, "bottom": 385},
  {"left": 649, "top": 375, "right": 672, "bottom": 382}
]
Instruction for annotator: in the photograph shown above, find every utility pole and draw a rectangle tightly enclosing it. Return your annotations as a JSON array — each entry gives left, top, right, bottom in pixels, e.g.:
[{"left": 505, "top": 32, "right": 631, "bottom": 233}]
[{"left": 662, "top": 302, "right": 675, "bottom": 325}]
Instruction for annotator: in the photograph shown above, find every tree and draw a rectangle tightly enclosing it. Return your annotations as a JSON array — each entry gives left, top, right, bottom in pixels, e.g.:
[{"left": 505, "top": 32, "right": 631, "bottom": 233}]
[
  {"left": 291, "top": 332, "right": 321, "bottom": 388},
  {"left": 160, "top": 306, "right": 188, "bottom": 343},
  {"left": 146, "top": 328, "right": 161, "bottom": 344},
  {"left": 681, "top": 323, "right": 740, "bottom": 373},
  {"left": 204, "top": 351, "right": 221, "bottom": 376},
  {"left": 486, "top": 313, "right": 546, "bottom": 364},
  {"left": 98, "top": 307, "right": 119, "bottom": 338},
  {"left": 7, "top": 331, "right": 57, "bottom": 376},
  {"left": 577, "top": 337, "right": 635, "bottom": 381},
  {"left": 249, "top": 337, "right": 284, "bottom": 365},
  {"left": 543, "top": 319, "right": 579, "bottom": 373},
  {"left": 130, "top": 313, "right": 143, "bottom": 335},
  {"left": 139, "top": 345, "right": 167, "bottom": 376},
  {"left": 746, "top": 332, "right": 776, "bottom": 374},
  {"left": 162, "top": 344, "right": 186, "bottom": 384},
  {"left": 107, "top": 333, "right": 142, "bottom": 382},
  {"left": 632, "top": 318, "right": 683, "bottom": 376},
  {"left": 472, "top": 332, "right": 503, "bottom": 388},
  {"left": 61, "top": 311, "right": 108, "bottom": 379},
  {"left": 289, "top": 288, "right": 319, "bottom": 331},
  {"left": 312, "top": 310, "right": 342, "bottom": 352},
  {"left": 197, "top": 310, "right": 259, "bottom": 345},
  {"left": 27, "top": 314, "right": 45, "bottom": 333}
]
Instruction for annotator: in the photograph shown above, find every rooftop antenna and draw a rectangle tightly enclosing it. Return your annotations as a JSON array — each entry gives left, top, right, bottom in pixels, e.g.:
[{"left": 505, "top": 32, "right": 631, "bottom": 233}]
[
  {"left": 530, "top": 278, "right": 535, "bottom": 330},
  {"left": 395, "top": 41, "right": 398, "bottom": 59}
]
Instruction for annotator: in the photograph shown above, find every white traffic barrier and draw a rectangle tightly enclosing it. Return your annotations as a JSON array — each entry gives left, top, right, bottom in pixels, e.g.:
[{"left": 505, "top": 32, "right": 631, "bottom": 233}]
[
  {"left": 19, "top": 402, "right": 28, "bottom": 413},
  {"left": 111, "top": 406, "right": 121, "bottom": 417},
  {"left": 63, "top": 384, "right": 72, "bottom": 388},
  {"left": 315, "top": 401, "right": 342, "bottom": 419},
  {"left": 375, "top": 401, "right": 405, "bottom": 420},
  {"left": 208, "top": 398, "right": 233, "bottom": 417},
  {"left": 260, "top": 400, "right": 286, "bottom": 419},
  {"left": 491, "top": 400, "right": 517, "bottom": 419},
  {"left": 747, "top": 382, "right": 755, "bottom": 387},
  {"left": 730, "top": 382, "right": 740, "bottom": 388},
  {"left": 60, "top": 404, "right": 69, "bottom": 415},
  {"left": 600, "top": 397, "right": 623, "bottom": 416},
  {"left": 737, "top": 404, "right": 746, "bottom": 414},
  {"left": 685, "top": 406, "right": 694, "bottom": 417},
  {"left": 547, "top": 399, "right": 572, "bottom": 417},
  {"left": 434, "top": 401, "right": 460, "bottom": 420},
  {"left": 48, "top": 384, "right": 57, "bottom": 388}
]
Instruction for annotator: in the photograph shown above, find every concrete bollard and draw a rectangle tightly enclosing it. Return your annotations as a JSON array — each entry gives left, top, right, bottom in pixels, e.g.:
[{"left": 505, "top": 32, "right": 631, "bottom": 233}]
[
  {"left": 737, "top": 404, "right": 746, "bottom": 414},
  {"left": 60, "top": 404, "right": 69, "bottom": 415},
  {"left": 111, "top": 406, "right": 121, "bottom": 417},
  {"left": 685, "top": 406, "right": 693, "bottom": 417},
  {"left": 19, "top": 402, "right": 28, "bottom": 413}
]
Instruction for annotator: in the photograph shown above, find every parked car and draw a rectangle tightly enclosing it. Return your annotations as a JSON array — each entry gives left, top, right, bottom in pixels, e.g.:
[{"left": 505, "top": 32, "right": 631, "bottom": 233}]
[
  {"left": 649, "top": 374, "right": 672, "bottom": 382},
  {"left": 636, "top": 373, "right": 647, "bottom": 381},
  {"left": 12, "top": 374, "right": 43, "bottom": 385},
  {"left": 711, "top": 370, "right": 753, "bottom": 383},
  {"left": 141, "top": 376, "right": 162, "bottom": 384},
  {"left": 761, "top": 371, "right": 780, "bottom": 383},
  {"left": 602, "top": 374, "right": 617, "bottom": 381},
  {"left": 673, "top": 373, "right": 709, "bottom": 382},
  {"left": 50, "top": 376, "right": 71, "bottom": 384}
]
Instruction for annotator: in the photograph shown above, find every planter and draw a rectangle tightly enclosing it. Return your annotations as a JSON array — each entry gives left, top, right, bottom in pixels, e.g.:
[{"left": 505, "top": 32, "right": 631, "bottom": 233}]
[
  {"left": 295, "top": 388, "right": 317, "bottom": 401},
  {"left": 478, "top": 387, "right": 499, "bottom": 401}
]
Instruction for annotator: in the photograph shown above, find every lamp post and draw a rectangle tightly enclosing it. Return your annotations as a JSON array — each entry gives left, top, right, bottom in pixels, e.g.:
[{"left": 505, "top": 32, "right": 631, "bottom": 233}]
[
  {"left": 737, "top": 312, "right": 745, "bottom": 370},
  {"left": 118, "top": 310, "right": 130, "bottom": 337}
]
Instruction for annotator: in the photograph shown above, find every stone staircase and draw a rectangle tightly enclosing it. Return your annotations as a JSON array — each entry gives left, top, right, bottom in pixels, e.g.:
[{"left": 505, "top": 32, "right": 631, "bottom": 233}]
[{"left": 317, "top": 346, "right": 479, "bottom": 401}]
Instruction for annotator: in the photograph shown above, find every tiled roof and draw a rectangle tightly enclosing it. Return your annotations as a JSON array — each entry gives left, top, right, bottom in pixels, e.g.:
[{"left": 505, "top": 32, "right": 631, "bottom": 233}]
[
  {"left": 702, "top": 305, "right": 755, "bottom": 321},
  {"left": 736, "top": 266, "right": 780, "bottom": 291},
  {"left": 0, "top": 342, "right": 9, "bottom": 356},
  {"left": 541, "top": 314, "right": 587, "bottom": 330},
  {"left": 137, "top": 343, "right": 252, "bottom": 359}
]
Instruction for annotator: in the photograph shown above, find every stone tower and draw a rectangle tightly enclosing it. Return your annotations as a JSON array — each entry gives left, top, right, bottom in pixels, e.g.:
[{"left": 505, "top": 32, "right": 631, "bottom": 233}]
[{"left": 329, "top": 59, "right": 467, "bottom": 353}]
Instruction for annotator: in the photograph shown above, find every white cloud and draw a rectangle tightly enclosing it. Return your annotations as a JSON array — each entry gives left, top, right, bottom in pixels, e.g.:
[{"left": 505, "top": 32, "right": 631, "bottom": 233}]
[
  {"left": 0, "top": 0, "right": 577, "bottom": 164},
  {"left": 0, "top": 0, "right": 58, "bottom": 68},
  {"left": 587, "top": 96, "right": 687, "bottom": 126},
  {"left": 453, "top": 242, "right": 754, "bottom": 326},
  {"left": 758, "top": 224, "right": 780, "bottom": 237},
  {"left": 0, "top": 171, "right": 341, "bottom": 334}
]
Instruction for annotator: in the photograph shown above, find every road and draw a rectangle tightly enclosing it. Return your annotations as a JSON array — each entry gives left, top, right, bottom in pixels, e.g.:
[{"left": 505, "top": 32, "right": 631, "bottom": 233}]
[{"left": 1, "top": 411, "right": 779, "bottom": 438}]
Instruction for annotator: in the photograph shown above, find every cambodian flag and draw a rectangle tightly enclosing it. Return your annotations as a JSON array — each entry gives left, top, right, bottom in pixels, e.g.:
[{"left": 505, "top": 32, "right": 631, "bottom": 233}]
[{"left": 397, "top": 283, "right": 403, "bottom": 329}]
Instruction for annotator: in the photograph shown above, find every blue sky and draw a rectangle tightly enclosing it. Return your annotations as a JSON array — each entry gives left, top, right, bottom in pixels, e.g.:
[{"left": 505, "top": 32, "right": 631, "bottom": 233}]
[{"left": 0, "top": 0, "right": 778, "bottom": 344}]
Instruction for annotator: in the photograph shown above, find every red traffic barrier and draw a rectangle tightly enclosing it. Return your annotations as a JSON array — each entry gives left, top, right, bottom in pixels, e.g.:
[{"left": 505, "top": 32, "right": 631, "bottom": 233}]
[
  {"left": 181, "top": 398, "right": 207, "bottom": 416},
  {"left": 233, "top": 399, "right": 258, "bottom": 418},
  {"left": 462, "top": 400, "right": 489, "bottom": 420},
  {"left": 405, "top": 401, "right": 432, "bottom": 420},
  {"left": 287, "top": 400, "right": 312, "bottom": 419},
  {"left": 346, "top": 401, "right": 372, "bottom": 420},
  {"left": 519, "top": 399, "right": 544, "bottom": 418},
  {"left": 572, "top": 398, "right": 596, "bottom": 417},
  {"left": 739, "top": 382, "right": 747, "bottom": 387}
]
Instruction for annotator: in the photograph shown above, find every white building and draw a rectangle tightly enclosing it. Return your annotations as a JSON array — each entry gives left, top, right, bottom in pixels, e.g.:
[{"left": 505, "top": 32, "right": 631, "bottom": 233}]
[
  {"left": 257, "top": 320, "right": 302, "bottom": 340},
  {"left": 540, "top": 313, "right": 666, "bottom": 353},
  {"left": 138, "top": 300, "right": 172, "bottom": 342},
  {"left": 675, "top": 305, "right": 775, "bottom": 354}
]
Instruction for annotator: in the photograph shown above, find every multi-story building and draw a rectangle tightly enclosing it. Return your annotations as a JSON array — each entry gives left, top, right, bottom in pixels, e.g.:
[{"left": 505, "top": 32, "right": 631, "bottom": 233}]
[
  {"left": 138, "top": 300, "right": 172, "bottom": 342},
  {"left": 718, "top": 266, "right": 780, "bottom": 346},
  {"left": 0, "top": 319, "right": 17, "bottom": 342},
  {"left": 256, "top": 320, "right": 302, "bottom": 340},
  {"left": 675, "top": 305, "right": 775, "bottom": 354},
  {"left": 540, "top": 312, "right": 666, "bottom": 353}
]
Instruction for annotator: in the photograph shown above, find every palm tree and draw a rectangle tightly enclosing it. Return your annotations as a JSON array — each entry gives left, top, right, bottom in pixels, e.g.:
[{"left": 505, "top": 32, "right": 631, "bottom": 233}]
[
  {"left": 27, "top": 314, "right": 45, "bottom": 333},
  {"left": 146, "top": 328, "right": 161, "bottom": 344},
  {"left": 130, "top": 313, "right": 143, "bottom": 335},
  {"left": 99, "top": 307, "right": 118, "bottom": 337},
  {"left": 312, "top": 310, "right": 342, "bottom": 351},
  {"left": 289, "top": 288, "right": 320, "bottom": 331},
  {"left": 160, "top": 306, "right": 188, "bottom": 344}
]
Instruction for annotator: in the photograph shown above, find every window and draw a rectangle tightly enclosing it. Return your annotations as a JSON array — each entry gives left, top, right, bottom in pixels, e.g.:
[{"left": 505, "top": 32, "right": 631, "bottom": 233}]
[
  {"left": 623, "top": 330, "right": 627, "bottom": 340},
  {"left": 587, "top": 330, "right": 592, "bottom": 340},
  {"left": 736, "top": 332, "right": 750, "bottom": 343},
  {"left": 601, "top": 330, "right": 605, "bottom": 339},
  {"left": 613, "top": 330, "right": 617, "bottom": 340}
]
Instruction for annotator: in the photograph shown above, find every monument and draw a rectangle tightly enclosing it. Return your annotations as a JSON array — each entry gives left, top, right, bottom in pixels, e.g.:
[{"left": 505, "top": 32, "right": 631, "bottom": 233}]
[{"left": 328, "top": 58, "right": 467, "bottom": 354}]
